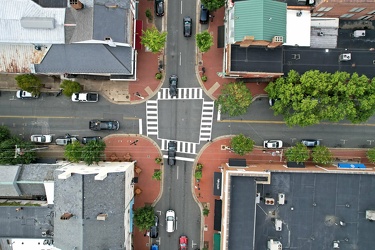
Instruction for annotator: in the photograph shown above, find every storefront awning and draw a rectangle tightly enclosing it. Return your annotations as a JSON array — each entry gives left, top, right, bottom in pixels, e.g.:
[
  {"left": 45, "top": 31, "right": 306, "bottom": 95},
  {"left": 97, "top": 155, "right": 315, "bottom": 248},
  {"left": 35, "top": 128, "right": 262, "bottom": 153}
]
[
  {"left": 214, "top": 199, "right": 222, "bottom": 231},
  {"left": 213, "top": 172, "right": 222, "bottom": 196}
]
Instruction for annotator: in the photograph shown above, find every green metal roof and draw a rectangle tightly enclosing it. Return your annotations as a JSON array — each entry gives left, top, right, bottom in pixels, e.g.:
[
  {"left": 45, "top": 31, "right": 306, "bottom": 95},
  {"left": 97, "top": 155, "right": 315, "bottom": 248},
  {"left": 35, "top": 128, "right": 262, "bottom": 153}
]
[{"left": 234, "top": 0, "right": 287, "bottom": 42}]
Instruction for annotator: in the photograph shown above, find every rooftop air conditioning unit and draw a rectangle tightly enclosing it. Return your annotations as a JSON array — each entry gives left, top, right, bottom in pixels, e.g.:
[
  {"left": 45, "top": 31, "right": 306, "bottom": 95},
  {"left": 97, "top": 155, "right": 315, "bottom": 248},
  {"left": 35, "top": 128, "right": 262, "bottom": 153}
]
[
  {"left": 318, "top": 32, "right": 324, "bottom": 36},
  {"left": 267, "top": 239, "right": 282, "bottom": 250},
  {"left": 296, "top": 11, "right": 302, "bottom": 17},
  {"left": 353, "top": 30, "right": 366, "bottom": 38},
  {"left": 339, "top": 53, "right": 351, "bottom": 61}
]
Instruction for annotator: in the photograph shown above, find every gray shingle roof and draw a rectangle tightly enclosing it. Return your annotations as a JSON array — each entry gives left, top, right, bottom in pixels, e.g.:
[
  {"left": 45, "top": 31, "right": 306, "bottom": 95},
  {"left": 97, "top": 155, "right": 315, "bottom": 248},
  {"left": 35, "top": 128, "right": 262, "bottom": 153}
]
[
  {"left": 53, "top": 171, "right": 126, "bottom": 250},
  {"left": 34, "top": 44, "right": 134, "bottom": 75}
]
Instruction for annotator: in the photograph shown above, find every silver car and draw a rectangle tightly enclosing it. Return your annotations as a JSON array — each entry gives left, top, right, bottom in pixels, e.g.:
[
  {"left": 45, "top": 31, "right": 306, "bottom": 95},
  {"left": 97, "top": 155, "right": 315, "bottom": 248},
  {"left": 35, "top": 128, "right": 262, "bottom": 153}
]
[{"left": 301, "top": 139, "right": 320, "bottom": 147}]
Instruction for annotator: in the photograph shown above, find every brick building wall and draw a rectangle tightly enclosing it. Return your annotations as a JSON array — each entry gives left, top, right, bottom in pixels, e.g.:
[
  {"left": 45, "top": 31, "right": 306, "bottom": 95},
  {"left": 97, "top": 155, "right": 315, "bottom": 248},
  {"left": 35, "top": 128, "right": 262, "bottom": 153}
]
[{"left": 313, "top": 0, "right": 375, "bottom": 20}]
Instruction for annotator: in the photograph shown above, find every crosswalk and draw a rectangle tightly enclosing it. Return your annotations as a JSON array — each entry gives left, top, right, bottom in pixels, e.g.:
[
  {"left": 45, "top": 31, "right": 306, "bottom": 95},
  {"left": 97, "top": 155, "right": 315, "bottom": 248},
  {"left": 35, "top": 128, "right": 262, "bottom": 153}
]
[
  {"left": 146, "top": 100, "right": 158, "bottom": 136},
  {"left": 157, "top": 88, "right": 203, "bottom": 100},
  {"left": 199, "top": 101, "right": 215, "bottom": 142},
  {"left": 161, "top": 139, "right": 197, "bottom": 155}
]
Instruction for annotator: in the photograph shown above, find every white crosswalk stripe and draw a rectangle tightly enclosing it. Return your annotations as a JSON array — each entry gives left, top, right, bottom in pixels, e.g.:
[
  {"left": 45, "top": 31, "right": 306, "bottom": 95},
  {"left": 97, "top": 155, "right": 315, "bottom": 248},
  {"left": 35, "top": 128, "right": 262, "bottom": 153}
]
[
  {"left": 161, "top": 139, "right": 197, "bottom": 155},
  {"left": 199, "top": 101, "right": 215, "bottom": 142},
  {"left": 146, "top": 100, "right": 158, "bottom": 136},
  {"left": 158, "top": 88, "right": 203, "bottom": 100}
]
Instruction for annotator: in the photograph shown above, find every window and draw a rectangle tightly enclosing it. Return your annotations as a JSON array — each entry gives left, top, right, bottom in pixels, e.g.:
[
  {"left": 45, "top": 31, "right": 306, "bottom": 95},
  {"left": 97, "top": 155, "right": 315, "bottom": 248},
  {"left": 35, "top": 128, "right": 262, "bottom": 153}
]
[
  {"left": 349, "top": 7, "right": 365, "bottom": 13},
  {"left": 357, "top": 15, "right": 372, "bottom": 20},
  {"left": 367, "top": 10, "right": 375, "bottom": 15},
  {"left": 317, "top": 7, "right": 333, "bottom": 12},
  {"left": 340, "top": 14, "right": 355, "bottom": 18},
  {"left": 312, "top": 13, "right": 325, "bottom": 17}
]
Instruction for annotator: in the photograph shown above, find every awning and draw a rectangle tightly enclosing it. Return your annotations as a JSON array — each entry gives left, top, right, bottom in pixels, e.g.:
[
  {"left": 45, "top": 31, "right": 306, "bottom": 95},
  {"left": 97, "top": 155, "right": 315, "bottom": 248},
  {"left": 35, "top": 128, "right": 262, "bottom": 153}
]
[
  {"left": 213, "top": 172, "right": 222, "bottom": 196},
  {"left": 217, "top": 25, "right": 224, "bottom": 48},
  {"left": 228, "top": 158, "right": 246, "bottom": 167},
  {"left": 287, "top": 162, "right": 305, "bottom": 168},
  {"left": 214, "top": 199, "right": 222, "bottom": 231},
  {"left": 214, "top": 233, "right": 221, "bottom": 250},
  {"left": 338, "top": 163, "right": 366, "bottom": 169}
]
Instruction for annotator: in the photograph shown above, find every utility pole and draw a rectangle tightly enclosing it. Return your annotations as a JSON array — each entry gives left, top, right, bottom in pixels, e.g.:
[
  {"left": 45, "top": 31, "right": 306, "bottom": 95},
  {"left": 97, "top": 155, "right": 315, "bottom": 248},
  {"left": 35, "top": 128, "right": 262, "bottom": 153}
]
[{"left": 14, "top": 145, "right": 49, "bottom": 158}]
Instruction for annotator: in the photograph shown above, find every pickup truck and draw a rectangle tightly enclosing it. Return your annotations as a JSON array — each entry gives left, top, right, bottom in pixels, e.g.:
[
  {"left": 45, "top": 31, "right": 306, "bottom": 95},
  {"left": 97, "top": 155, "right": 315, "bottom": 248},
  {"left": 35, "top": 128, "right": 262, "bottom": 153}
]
[
  {"left": 89, "top": 120, "right": 120, "bottom": 131},
  {"left": 71, "top": 92, "right": 99, "bottom": 102}
]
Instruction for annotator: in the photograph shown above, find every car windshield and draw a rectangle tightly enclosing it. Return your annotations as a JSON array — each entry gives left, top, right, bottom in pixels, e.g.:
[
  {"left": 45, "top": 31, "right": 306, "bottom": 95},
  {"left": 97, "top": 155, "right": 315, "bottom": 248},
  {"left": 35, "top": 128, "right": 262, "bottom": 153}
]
[
  {"left": 39, "top": 136, "right": 46, "bottom": 142},
  {"left": 167, "top": 216, "right": 174, "bottom": 221}
]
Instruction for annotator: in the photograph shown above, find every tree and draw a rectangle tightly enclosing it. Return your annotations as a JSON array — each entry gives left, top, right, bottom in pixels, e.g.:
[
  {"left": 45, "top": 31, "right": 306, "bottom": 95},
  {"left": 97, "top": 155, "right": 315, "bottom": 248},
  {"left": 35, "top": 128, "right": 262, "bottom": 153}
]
[
  {"left": 196, "top": 31, "right": 214, "bottom": 53},
  {"left": 215, "top": 82, "right": 252, "bottom": 117},
  {"left": 285, "top": 143, "right": 309, "bottom": 163},
  {"left": 0, "top": 136, "right": 36, "bottom": 165},
  {"left": 81, "top": 140, "right": 106, "bottom": 165},
  {"left": 141, "top": 26, "right": 167, "bottom": 53},
  {"left": 367, "top": 148, "right": 375, "bottom": 163},
  {"left": 133, "top": 205, "right": 155, "bottom": 231},
  {"left": 311, "top": 146, "right": 333, "bottom": 165},
  {"left": 201, "top": 0, "right": 225, "bottom": 11},
  {"left": 152, "top": 170, "right": 162, "bottom": 181},
  {"left": 15, "top": 74, "right": 42, "bottom": 95},
  {"left": 64, "top": 140, "right": 83, "bottom": 162},
  {"left": 0, "top": 126, "right": 11, "bottom": 141},
  {"left": 265, "top": 70, "right": 375, "bottom": 127},
  {"left": 60, "top": 80, "right": 82, "bottom": 97},
  {"left": 230, "top": 134, "right": 254, "bottom": 156},
  {"left": 195, "top": 170, "right": 202, "bottom": 180}
]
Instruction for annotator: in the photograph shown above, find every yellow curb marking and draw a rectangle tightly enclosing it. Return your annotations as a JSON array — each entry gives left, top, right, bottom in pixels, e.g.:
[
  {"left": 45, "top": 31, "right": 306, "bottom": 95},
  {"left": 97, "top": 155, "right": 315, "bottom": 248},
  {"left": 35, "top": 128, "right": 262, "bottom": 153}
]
[{"left": 219, "top": 120, "right": 375, "bottom": 126}]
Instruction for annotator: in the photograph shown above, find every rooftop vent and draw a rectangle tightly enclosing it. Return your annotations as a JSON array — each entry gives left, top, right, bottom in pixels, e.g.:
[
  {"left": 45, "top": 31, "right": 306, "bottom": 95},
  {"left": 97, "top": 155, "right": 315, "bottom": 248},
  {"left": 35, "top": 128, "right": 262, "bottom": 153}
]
[
  {"left": 97, "top": 213, "right": 108, "bottom": 221},
  {"left": 21, "top": 17, "right": 55, "bottom": 29},
  {"left": 296, "top": 11, "right": 302, "bottom": 17},
  {"left": 70, "top": 0, "right": 84, "bottom": 10},
  {"left": 105, "top": 2, "right": 118, "bottom": 8},
  {"left": 353, "top": 30, "right": 366, "bottom": 38},
  {"left": 339, "top": 53, "right": 351, "bottom": 61},
  {"left": 60, "top": 213, "right": 73, "bottom": 220},
  {"left": 318, "top": 32, "right": 324, "bottom": 36},
  {"left": 273, "top": 36, "right": 283, "bottom": 42}
]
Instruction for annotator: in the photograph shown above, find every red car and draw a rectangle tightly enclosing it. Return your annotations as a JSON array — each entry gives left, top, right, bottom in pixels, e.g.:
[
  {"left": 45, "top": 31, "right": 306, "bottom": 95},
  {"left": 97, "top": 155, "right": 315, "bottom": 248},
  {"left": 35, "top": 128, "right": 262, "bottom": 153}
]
[{"left": 179, "top": 235, "right": 188, "bottom": 250}]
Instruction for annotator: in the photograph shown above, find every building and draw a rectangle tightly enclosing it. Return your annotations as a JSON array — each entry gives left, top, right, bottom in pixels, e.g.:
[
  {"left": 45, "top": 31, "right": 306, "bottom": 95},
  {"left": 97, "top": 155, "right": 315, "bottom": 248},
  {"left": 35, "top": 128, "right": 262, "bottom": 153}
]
[{"left": 313, "top": 0, "right": 375, "bottom": 21}]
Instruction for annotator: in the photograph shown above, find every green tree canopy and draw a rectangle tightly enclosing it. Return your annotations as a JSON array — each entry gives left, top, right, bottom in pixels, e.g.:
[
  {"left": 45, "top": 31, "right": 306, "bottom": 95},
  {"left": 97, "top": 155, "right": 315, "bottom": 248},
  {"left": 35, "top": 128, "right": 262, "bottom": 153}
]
[
  {"left": 230, "top": 134, "right": 254, "bottom": 156},
  {"left": 367, "top": 148, "right": 375, "bottom": 163},
  {"left": 215, "top": 82, "right": 252, "bottom": 117},
  {"left": 285, "top": 143, "right": 309, "bottom": 163},
  {"left": 64, "top": 140, "right": 83, "bottom": 162},
  {"left": 141, "top": 26, "right": 167, "bottom": 53},
  {"left": 196, "top": 31, "right": 214, "bottom": 53},
  {"left": 133, "top": 205, "right": 155, "bottom": 231},
  {"left": 0, "top": 126, "right": 11, "bottom": 141},
  {"left": 201, "top": 0, "right": 225, "bottom": 11},
  {"left": 15, "top": 74, "right": 42, "bottom": 95},
  {"left": 265, "top": 70, "right": 375, "bottom": 127},
  {"left": 311, "top": 145, "right": 333, "bottom": 165},
  {"left": 60, "top": 80, "right": 82, "bottom": 97},
  {"left": 0, "top": 136, "right": 36, "bottom": 165},
  {"left": 81, "top": 140, "right": 106, "bottom": 165}
]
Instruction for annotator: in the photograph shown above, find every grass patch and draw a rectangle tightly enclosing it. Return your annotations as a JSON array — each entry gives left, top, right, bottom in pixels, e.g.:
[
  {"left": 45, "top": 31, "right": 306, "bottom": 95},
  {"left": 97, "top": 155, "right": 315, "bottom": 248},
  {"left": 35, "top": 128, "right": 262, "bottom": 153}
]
[{"left": 0, "top": 201, "right": 41, "bottom": 207}]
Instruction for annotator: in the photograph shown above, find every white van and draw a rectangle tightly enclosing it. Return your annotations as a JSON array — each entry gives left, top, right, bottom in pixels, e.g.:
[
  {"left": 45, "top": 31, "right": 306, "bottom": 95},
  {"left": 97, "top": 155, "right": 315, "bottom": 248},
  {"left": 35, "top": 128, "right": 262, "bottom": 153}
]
[{"left": 165, "top": 210, "right": 175, "bottom": 233}]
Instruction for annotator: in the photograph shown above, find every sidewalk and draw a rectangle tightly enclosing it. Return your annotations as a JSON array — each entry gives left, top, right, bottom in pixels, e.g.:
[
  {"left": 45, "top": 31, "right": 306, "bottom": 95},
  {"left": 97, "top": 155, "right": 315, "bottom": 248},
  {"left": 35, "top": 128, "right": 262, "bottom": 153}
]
[
  {"left": 103, "top": 134, "right": 163, "bottom": 250},
  {"left": 193, "top": 136, "right": 374, "bottom": 250}
]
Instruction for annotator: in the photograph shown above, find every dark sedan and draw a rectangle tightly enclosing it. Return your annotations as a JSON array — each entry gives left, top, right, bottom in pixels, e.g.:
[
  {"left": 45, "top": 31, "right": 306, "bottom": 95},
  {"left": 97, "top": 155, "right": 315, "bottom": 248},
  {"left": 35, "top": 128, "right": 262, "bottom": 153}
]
[
  {"left": 183, "top": 17, "right": 192, "bottom": 37},
  {"left": 89, "top": 120, "right": 120, "bottom": 131},
  {"left": 169, "top": 75, "right": 178, "bottom": 97},
  {"left": 168, "top": 141, "right": 177, "bottom": 166},
  {"left": 155, "top": 0, "right": 164, "bottom": 17}
]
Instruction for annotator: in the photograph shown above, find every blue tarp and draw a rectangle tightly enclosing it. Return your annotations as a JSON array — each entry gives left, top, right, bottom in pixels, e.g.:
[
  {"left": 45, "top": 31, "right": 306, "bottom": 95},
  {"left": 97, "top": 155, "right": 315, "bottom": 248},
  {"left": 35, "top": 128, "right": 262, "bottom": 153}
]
[
  {"left": 338, "top": 163, "right": 366, "bottom": 169},
  {"left": 129, "top": 198, "right": 135, "bottom": 233}
]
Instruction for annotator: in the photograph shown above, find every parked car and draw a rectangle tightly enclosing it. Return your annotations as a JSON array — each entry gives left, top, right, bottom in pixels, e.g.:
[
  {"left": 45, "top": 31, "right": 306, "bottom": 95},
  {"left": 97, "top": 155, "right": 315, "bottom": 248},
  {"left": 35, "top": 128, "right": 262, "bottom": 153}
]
[
  {"left": 155, "top": 0, "right": 164, "bottom": 16},
  {"left": 55, "top": 134, "right": 78, "bottom": 146},
  {"left": 89, "top": 120, "right": 120, "bottom": 131},
  {"left": 263, "top": 140, "right": 283, "bottom": 149},
  {"left": 179, "top": 235, "right": 188, "bottom": 250},
  {"left": 200, "top": 4, "right": 209, "bottom": 24},
  {"left": 169, "top": 75, "right": 178, "bottom": 97},
  {"left": 16, "top": 90, "right": 39, "bottom": 99},
  {"left": 71, "top": 92, "right": 99, "bottom": 102},
  {"left": 269, "top": 98, "right": 279, "bottom": 106},
  {"left": 30, "top": 135, "right": 52, "bottom": 143},
  {"left": 82, "top": 136, "right": 102, "bottom": 145},
  {"left": 151, "top": 244, "right": 159, "bottom": 250},
  {"left": 150, "top": 215, "right": 159, "bottom": 238},
  {"left": 165, "top": 209, "right": 176, "bottom": 233},
  {"left": 183, "top": 17, "right": 192, "bottom": 37},
  {"left": 301, "top": 139, "right": 320, "bottom": 147},
  {"left": 168, "top": 141, "right": 177, "bottom": 166}
]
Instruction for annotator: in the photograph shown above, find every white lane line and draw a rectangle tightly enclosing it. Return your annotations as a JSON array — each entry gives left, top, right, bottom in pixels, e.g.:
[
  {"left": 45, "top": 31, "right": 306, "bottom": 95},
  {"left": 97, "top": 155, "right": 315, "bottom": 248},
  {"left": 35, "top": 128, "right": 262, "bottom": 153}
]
[
  {"left": 179, "top": 52, "right": 182, "bottom": 66},
  {"left": 138, "top": 119, "right": 142, "bottom": 134},
  {"left": 177, "top": 165, "right": 179, "bottom": 179},
  {"left": 180, "top": 1, "right": 182, "bottom": 14}
]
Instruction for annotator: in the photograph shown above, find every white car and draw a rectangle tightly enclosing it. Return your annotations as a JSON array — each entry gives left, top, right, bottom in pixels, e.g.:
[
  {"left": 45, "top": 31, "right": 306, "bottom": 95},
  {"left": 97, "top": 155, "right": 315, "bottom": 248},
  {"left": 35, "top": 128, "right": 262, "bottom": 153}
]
[
  {"left": 263, "top": 140, "right": 283, "bottom": 149},
  {"left": 16, "top": 90, "right": 39, "bottom": 99},
  {"left": 165, "top": 209, "right": 175, "bottom": 233},
  {"left": 30, "top": 135, "right": 53, "bottom": 143}
]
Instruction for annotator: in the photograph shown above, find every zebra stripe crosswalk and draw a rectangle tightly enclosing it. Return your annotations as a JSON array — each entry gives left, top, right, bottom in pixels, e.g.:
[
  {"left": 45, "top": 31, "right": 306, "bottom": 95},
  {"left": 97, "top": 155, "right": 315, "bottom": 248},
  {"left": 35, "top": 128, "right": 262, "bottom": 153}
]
[
  {"left": 200, "top": 101, "right": 214, "bottom": 142},
  {"left": 146, "top": 100, "right": 158, "bottom": 136},
  {"left": 157, "top": 88, "right": 203, "bottom": 100},
  {"left": 161, "top": 139, "right": 197, "bottom": 155}
]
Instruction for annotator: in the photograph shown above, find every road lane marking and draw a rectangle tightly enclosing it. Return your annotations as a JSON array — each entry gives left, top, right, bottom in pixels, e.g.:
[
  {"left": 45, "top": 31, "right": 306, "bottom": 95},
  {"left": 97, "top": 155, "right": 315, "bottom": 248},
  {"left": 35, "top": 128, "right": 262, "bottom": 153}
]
[
  {"left": 177, "top": 165, "right": 179, "bottom": 180},
  {"left": 179, "top": 52, "right": 182, "bottom": 66},
  {"left": 180, "top": 1, "right": 182, "bottom": 14},
  {"left": 219, "top": 119, "right": 375, "bottom": 126},
  {"left": 0, "top": 115, "right": 140, "bottom": 120}
]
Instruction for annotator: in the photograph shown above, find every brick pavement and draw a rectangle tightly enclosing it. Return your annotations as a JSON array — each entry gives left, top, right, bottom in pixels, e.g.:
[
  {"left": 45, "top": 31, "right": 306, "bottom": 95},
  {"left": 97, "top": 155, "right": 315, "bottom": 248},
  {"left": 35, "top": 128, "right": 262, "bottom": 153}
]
[{"left": 103, "top": 134, "right": 163, "bottom": 250}]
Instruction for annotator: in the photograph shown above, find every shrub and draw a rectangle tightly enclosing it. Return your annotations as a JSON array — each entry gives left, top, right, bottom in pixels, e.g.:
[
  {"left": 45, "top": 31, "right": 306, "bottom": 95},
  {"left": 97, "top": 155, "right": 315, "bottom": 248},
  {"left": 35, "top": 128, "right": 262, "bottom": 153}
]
[
  {"left": 145, "top": 9, "right": 153, "bottom": 22},
  {"left": 155, "top": 157, "right": 162, "bottom": 164},
  {"left": 201, "top": 75, "right": 207, "bottom": 82},
  {"left": 155, "top": 72, "right": 162, "bottom": 80},
  {"left": 152, "top": 170, "right": 162, "bottom": 181},
  {"left": 195, "top": 170, "right": 202, "bottom": 180},
  {"left": 203, "top": 207, "right": 210, "bottom": 217}
]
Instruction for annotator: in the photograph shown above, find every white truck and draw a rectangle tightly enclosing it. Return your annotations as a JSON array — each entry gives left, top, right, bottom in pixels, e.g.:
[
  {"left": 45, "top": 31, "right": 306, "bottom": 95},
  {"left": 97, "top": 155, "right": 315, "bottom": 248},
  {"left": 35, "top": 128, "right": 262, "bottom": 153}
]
[{"left": 71, "top": 92, "right": 99, "bottom": 102}]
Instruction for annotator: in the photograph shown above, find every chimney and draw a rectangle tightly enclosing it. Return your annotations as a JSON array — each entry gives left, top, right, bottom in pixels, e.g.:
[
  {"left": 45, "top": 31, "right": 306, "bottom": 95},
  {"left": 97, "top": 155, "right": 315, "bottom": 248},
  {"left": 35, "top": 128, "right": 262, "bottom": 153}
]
[
  {"left": 97, "top": 213, "right": 108, "bottom": 221},
  {"left": 70, "top": 0, "right": 84, "bottom": 10},
  {"left": 60, "top": 213, "right": 73, "bottom": 220}
]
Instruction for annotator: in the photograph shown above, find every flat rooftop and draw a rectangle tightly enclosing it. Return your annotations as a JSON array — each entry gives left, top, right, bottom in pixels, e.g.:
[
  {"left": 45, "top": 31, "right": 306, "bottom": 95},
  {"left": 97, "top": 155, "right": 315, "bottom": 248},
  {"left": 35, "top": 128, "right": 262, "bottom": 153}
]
[{"left": 228, "top": 172, "right": 375, "bottom": 250}]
